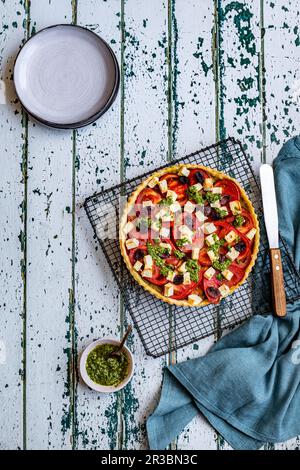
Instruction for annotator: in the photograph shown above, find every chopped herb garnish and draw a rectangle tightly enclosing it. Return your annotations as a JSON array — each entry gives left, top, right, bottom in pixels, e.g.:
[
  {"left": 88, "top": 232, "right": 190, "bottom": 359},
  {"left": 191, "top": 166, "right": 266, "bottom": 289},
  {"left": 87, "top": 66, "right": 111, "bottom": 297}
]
[
  {"left": 146, "top": 242, "right": 174, "bottom": 277},
  {"left": 159, "top": 196, "right": 173, "bottom": 206},
  {"left": 234, "top": 215, "right": 245, "bottom": 227},
  {"left": 176, "top": 237, "right": 190, "bottom": 247},
  {"left": 212, "top": 258, "right": 231, "bottom": 272},
  {"left": 186, "top": 186, "right": 204, "bottom": 204},
  {"left": 208, "top": 236, "right": 225, "bottom": 256},
  {"left": 214, "top": 207, "right": 228, "bottom": 218},
  {"left": 216, "top": 273, "right": 224, "bottom": 281},
  {"left": 204, "top": 192, "right": 221, "bottom": 204},
  {"left": 186, "top": 259, "right": 200, "bottom": 282},
  {"left": 174, "top": 249, "right": 186, "bottom": 259}
]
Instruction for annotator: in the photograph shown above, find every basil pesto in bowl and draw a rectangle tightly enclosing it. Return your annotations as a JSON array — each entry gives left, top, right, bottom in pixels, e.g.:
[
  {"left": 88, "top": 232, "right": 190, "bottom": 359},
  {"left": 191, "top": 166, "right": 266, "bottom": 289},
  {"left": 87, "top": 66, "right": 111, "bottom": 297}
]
[{"left": 79, "top": 338, "right": 134, "bottom": 393}]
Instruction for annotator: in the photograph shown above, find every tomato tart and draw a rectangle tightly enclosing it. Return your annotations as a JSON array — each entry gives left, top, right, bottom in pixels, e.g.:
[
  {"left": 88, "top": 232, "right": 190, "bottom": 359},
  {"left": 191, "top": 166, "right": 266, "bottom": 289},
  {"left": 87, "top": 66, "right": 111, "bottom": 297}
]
[{"left": 120, "top": 164, "right": 259, "bottom": 307}]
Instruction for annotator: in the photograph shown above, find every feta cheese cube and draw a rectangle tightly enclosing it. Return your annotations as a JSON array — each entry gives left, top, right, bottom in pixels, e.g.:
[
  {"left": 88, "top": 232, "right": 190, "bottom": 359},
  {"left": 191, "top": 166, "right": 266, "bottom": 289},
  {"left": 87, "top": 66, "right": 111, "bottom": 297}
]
[
  {"left": 191, "top": 183, "right": 203, "bottom": 191},
  {"left": 155, "top": 208, "right": 167, "bottom": 219},
  {"left": 204, "top": 222, "right": 217, "bottom": 235},
  {"left": 188, "top": 294, "right": 203, "bottom": 306},
  {"left": 219, "top": 284, "right": 230, "bottom": 297},
  {"left": 212, "top": 187, "right": 223, "bottom": 194},
  {"left": 184, "top": 201, "right": 195, "bottom": 214},
  {"left": 164, "top": 282, "right": 174, "bottom": 297},
  {"left": 179, "top": 225, "right": 193, "bottom": 238},
  {"left": 166, "top": 271, "right": 175, "bottom": 282},
  {"left": 225, "top": 230, "right": 238, "bottom": 244},
  {"left": 159, "top": 179, "right": 168, "bottom": 193},
  {"left": 148, "top": 176, "right": 159, "bottom": 188},
  {"left": 183, "top": 272, "right": 191, "bottom": 285},
  {"left": 124, "top": 221, "right": 134, "bottom": 234},
  {"left": 170, "top": 201, "right": 181, "bottom": 213},
  {"left": 192, "top": 247, "right": 200, "bottom": 260},
  {"left": 204, "top": 267, "right": 216, "bottom": 280},
  {"left": 210, "top": 201, "right": 221, "bottom": 208},
  {"left": 178, "top": 262, "right": 187, "bottom": 273},
  {"left": 203, "top": 178, "right": 214, "bottom": 190},
  {"left": 226, "top": 247, "right": 239, "bottom": 261},
  {"left": 222, "top": 269, "right": 233, "bottom": 281},
  {"left": 142, "top": 200, "right": 153, "bottom": 208},
  {"left": 178, "top": 166, "right": 190, "bottom": 177},
  {"left": 206, "top": 233, "right": 219, "bottom": 246},
  {"left": 246, "top": 227, "right": 257, "bottom": 240},
  {"left": 133, "top": 261, "right": 143, "bottom": 272},
  {"left": 144, "top": 255, "right": 153, "bottom": 269},
  {"left": 141, "top": 268, "right": 153, "bottom": 278},
  {"left": 167, "top": 189, "right": 178, "bottom": 202},
  {"left": 160, "top": 226, "right": 170, "bottom": 238},
  {"left": 229, "top": 200, "right": 242, "bottom": 215},
  {"left": 125, "top": 238, "right": 139, "bottom": 250},
  {"left": 195, "top": 210, "right": 207, "bottom": 223},
  {"left": 207, "top": 249, "right": 218, "bottom": 262}
]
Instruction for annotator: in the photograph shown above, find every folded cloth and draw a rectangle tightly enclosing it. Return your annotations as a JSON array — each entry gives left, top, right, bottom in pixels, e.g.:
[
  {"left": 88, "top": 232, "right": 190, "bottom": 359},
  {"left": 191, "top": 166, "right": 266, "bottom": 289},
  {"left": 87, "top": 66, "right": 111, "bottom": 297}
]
[{"left": 146, "top": 136, "right": 300, "bottom": 450}]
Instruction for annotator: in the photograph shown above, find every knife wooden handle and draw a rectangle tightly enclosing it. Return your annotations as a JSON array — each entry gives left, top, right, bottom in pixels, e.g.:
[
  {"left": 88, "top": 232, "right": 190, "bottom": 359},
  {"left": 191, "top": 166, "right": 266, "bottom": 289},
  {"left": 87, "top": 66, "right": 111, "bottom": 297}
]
[{"left": 270, "top": 248, "right": 286, "bottom": 317}]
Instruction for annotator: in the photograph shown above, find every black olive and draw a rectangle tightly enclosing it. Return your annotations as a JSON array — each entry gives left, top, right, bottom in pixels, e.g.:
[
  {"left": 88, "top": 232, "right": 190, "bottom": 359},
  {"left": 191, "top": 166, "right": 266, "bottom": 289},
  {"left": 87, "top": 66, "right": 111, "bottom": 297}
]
[
  {"left": 136, "top": 210, "right": 141, "bottom": 217},
  {"left": 195, "top": 171, "right": 205, "bottom": 184},
  {"left": 235, "top": 241, "right": 246, "bottom": 253},
  {"left": 211, "top": 209, "right": 221, "bottom": 220},
  {"left": 204, "top": 205, "right": 212, "bottom": 216},
  {"left": 173, "top": 274, "right": 184, "bottom": 285},
  {"left": 219, "top": 255, "right": 226, "bottom": 263},
  {"left": 220, "top": 195, "right": 230, "bottom": 205},
  {"left": 179, "top": 175, "right": 189, "bottom": 184},
  {"left": 136, "top": 226, "right": 140, "bottom": 232},
  {"left": 207, "top": 286, "right": 219, "bottom": 298},
  {"left": 134, "top": 249, "right": 144, "bottom": 261}
]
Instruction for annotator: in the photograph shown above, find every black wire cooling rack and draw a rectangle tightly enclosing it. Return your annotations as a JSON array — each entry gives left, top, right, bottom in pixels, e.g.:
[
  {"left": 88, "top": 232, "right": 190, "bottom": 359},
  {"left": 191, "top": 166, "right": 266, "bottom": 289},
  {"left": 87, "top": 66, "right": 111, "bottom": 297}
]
[{"left": 84, "top": 137, "right": 300, "bottom": 357}]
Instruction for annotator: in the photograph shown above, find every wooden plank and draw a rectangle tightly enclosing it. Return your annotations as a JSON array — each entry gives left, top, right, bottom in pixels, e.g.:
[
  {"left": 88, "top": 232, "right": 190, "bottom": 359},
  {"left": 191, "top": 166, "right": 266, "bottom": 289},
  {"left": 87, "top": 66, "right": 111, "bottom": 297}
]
[
  {"left": 264, "top": 0, "right": 300, "bottom": 163},
  {"left": 264, "top": 0, "right": 300, "bottom": 450},
  {"left": 215, "top": 0, "right": 262, "bottom": 450},
  {"left": 74, "top": 0, "right": 122, "bottom": 450},
  {"left": 25, "top": 0, "right": 74, "bottom": 450},
  {"left": 120, "top": 0, "right": 169, "bottom": 449},
  {"left": 0, "top": 0, "right": 28, "bottom": 450},
  {"left": 170, "top": 0, "right": 218, "bottom": 450}
]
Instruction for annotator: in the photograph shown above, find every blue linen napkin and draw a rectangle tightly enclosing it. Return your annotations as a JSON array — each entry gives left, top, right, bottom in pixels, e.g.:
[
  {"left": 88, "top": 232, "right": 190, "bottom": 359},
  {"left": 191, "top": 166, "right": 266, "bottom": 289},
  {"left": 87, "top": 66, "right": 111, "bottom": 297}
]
[{"left": 147, "top": 136, "right": 300, "bottom": 450}]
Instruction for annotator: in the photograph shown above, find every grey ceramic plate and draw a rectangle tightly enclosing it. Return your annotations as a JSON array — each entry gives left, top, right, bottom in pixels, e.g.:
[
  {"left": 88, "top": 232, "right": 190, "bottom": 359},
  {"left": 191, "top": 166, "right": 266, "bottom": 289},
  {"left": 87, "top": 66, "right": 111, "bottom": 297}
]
[{"left": 14, "top": 24, "right": 119, "bottom": 129}]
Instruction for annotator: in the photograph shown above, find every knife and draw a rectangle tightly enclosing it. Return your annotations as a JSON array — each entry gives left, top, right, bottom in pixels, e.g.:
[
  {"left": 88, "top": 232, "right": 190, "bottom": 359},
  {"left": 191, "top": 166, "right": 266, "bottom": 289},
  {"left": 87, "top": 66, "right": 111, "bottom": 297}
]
[{"left": 259, "top": 164, "right": 286, "bottom": 317}]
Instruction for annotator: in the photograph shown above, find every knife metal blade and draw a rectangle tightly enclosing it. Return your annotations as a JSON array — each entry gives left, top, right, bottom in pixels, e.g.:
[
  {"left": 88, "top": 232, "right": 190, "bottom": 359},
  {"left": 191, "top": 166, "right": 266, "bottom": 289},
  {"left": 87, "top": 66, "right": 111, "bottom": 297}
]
[{"left": 259, "top": 164, "right": 279, "bottom": 249}]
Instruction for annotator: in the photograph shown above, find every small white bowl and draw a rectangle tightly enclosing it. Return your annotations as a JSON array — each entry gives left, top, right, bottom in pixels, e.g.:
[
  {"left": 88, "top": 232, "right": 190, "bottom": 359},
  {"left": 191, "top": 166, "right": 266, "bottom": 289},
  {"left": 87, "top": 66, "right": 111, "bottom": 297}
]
[{"left": 79, "top": 338, "right": 134, "bottom": 393}]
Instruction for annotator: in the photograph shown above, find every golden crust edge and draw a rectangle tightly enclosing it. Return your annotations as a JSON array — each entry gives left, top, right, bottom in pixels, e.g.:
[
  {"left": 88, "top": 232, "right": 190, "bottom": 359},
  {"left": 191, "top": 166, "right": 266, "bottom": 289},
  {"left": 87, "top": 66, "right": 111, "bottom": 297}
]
[{"left": 119, "top": 164, "right": 260, "bottom": 307}]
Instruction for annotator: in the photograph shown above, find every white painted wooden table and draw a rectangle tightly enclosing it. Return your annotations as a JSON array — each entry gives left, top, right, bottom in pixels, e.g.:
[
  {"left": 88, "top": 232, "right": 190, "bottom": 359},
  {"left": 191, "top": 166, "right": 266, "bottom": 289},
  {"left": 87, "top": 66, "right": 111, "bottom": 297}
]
[{"left": 1, "top": 0, "right": 299, "bottom": 450}]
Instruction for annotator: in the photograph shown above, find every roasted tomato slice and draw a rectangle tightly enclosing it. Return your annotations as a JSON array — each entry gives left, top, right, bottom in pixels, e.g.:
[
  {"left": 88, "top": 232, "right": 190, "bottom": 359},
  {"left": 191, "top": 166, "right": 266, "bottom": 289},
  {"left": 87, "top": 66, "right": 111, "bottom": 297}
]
[
  {"left": 170, "top": 269, "right": 203, "bottom": 300},
  {"left": 234, "top": 209, "right": 254, "bottom": 234},
  {"left": 198, "top": 248, "right": 212, "bottom": 266},
  {"left": 129, "top": 245, "right": 147, "bottom": 266},
  {"left": 215, "top": 179, "right": 240, "bottom": 202},
  {"left": 203, "top": 277, "right": 221, "bottom": 304},
  {"left": 160, "top": 173, "right": 188, "bottom": 206},
  {"left": 232, "top": 254, "right": 251, "bottom": 270},
  {"left": 188, "top": 168, "right": 208, "bottom": 186},
  {"left": 171, "top": 282, "right": 197, "bottom": 300},
  {"left": 223, "top": 265, "right": 245, "bottom": 287},
  {"left": 136, "top": 188, "right": 162, "bottom": 206},
  {"left": 147, "top": 264, "right": 168, "bottom": 286},
  {"left": 233, "top": 235, "right": 251, "bottom": 261},
  {"left": 128, "top": 220, "right": 151, "bottom": 241}
]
